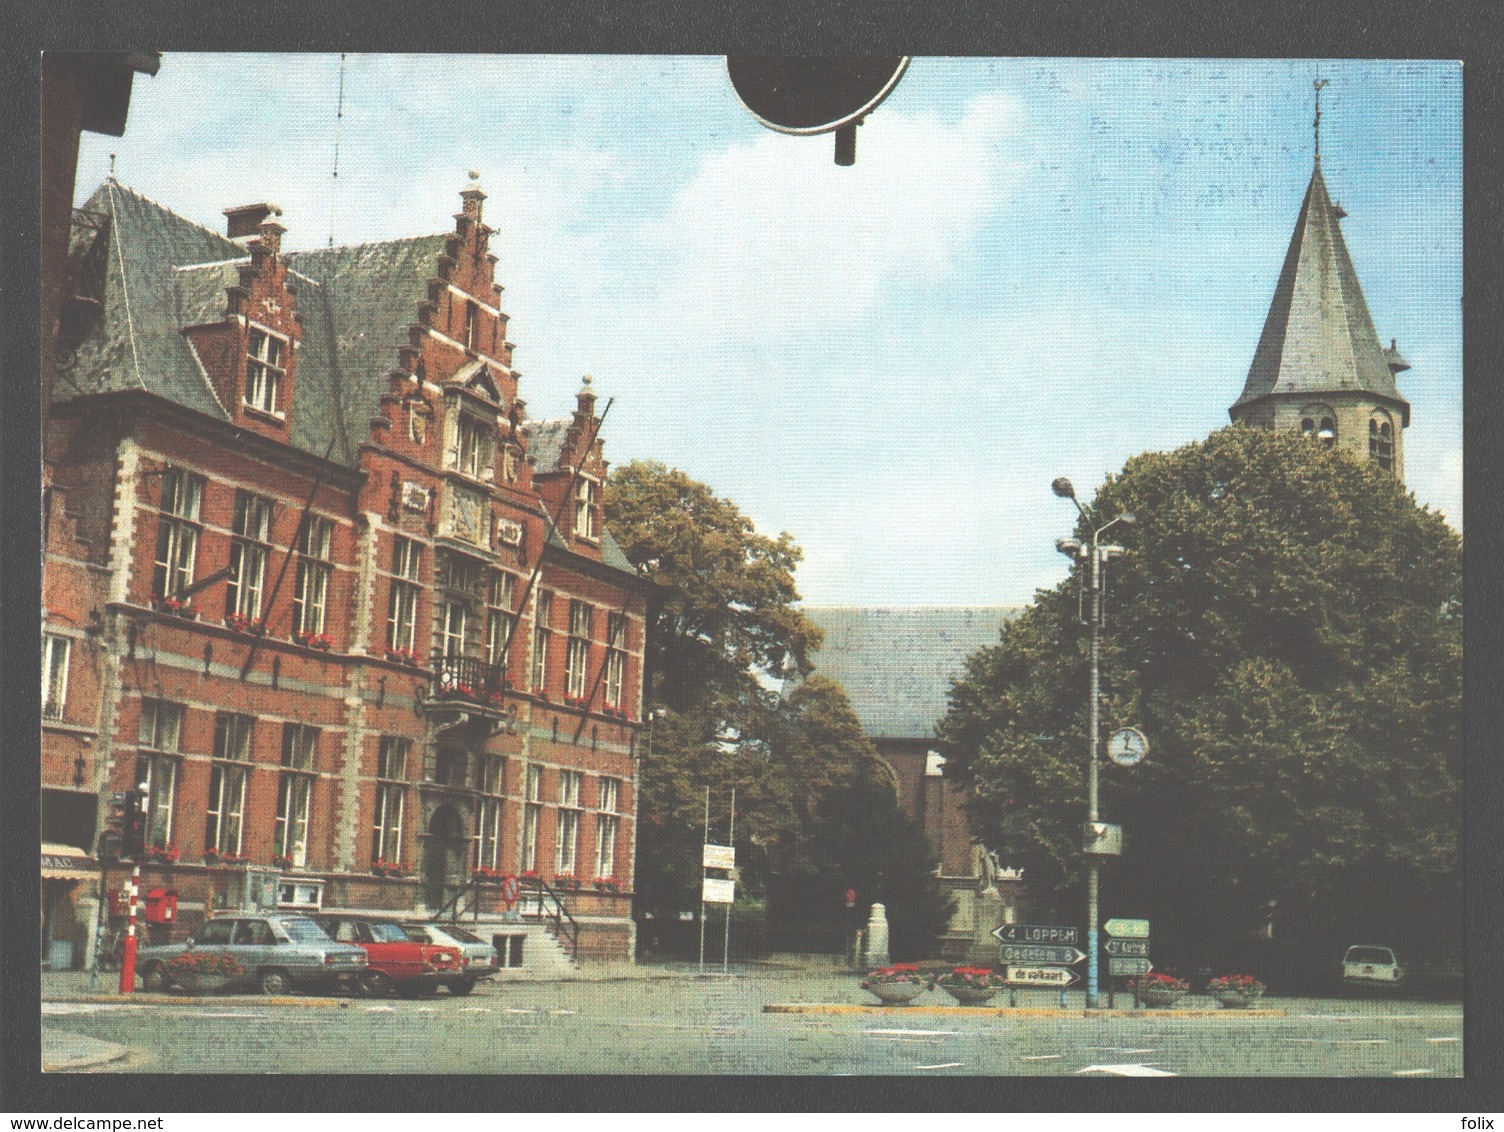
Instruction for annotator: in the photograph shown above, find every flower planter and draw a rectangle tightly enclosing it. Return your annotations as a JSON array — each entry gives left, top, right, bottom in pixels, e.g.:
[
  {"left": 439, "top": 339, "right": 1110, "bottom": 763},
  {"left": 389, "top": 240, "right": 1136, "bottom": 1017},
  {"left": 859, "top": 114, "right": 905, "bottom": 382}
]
[
  {"left": 1215, "top": 991, "right": 1260, "bottom": 1009},
  {"left": 942, "top": 985, "right": 997, "bottom": 1006},
  {"left": 864, "top": 982, "right": 928, "bottom": 1006},
  {"left": 1138, "top": 988, "right": 1186, "bottom": 1008}
]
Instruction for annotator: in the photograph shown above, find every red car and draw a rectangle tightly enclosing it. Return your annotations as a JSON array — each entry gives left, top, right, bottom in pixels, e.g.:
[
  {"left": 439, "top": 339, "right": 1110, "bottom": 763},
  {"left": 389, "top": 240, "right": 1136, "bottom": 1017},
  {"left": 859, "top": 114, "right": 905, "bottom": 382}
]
[{"left": 315, "top": 915, "right": 462, "bottom": 997}]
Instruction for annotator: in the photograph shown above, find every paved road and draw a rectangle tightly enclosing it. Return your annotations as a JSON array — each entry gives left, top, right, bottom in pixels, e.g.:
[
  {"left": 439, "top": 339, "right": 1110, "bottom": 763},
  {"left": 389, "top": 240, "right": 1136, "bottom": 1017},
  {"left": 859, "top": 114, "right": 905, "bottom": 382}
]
[{"left": 41, "top": 973, "right": 1463, "bottom": 1077}]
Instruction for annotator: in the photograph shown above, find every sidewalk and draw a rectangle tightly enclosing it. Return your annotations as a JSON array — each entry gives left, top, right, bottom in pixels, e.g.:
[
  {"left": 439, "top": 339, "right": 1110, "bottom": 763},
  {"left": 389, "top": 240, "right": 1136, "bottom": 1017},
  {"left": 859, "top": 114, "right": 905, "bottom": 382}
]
[{"left": 40, "top": 1028, "right": 129, "bottom": 1072}]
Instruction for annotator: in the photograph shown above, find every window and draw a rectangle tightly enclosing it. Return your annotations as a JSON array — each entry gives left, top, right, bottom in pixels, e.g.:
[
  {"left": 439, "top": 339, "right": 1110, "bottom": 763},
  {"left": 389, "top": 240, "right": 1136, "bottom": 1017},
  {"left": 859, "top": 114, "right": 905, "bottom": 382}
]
[
  {"left": 455, "top": 415, "right": 492, "bottom": 479},
  {"left": 440, "top": 601, "right": 469, "bottom": 661},
  {"left": 246, "top": 329, "right": 286, "bottom": 415},
  {"left": 521, "top": 765, "right": 543, "bottom": 873},
  {"left": 387, "top": 537, "right": 422, "bottom": 653},
  {"left": 372, "top": 737, "right": 408, "bottom": 864},
  {"left": 226, "top": 491, "right": 274, "bottom": 621},
  {"left": 1301, "top": 410, "right": 1337, "bottom": 449},
  {"left": 595, "top": 777, "right": 621, "bottom": 880},
  {"left": 152, "top": 469, "right": 204, "bottom": 601},
  {"left": 1369, "top": 414, "right": 1395, "bottom": 471},
  {"left": 42, "top": 633, "right": 70, "bottom": 719},
  {"left": 138, "top": 701, "right": 184, "bottom": 848},
  {"left": 206, "top": 714, "right": 252, "bottom": 855},
  {"left": 532, "top": 592, "right": 553, "bottom": 693},
  {"left": 604, "top": 613, "right": 627, "bottom": 708},
  {"left": 574, "top": 478, "right": 599, "bottom": 541},
  {"left": 565, "top": 600, "right": 592, "bottom": 700},
  {"left": 486, "top": 571, "right": 518, "bottom": 672},
  {"left": 555, "top": 769, "right": 583, "bottom": 875},
  {"left": 474, "top": 755, "right": 505, "bottom": 870},
  {"left": 464, "top": 301, "right": 479, "bottom": 353},
  {"left": 274, "top": 773, "right": 312, "bottom": 866},
  {"left": 293, "top": 515, "right": 334, "bottom": 637}
]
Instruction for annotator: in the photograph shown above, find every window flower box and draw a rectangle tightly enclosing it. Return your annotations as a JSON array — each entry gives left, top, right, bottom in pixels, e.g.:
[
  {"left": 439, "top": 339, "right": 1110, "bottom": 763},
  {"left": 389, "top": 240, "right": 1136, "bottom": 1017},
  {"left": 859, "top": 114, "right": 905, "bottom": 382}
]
[
  {"left": 145, "top": 842, "right": 180, "bottom": 865},
  {"left": 152, "top": 595, "right": 197, "bottom": 619},
  {"left": 202, "top": 849, "right": 250, "bottom": 867},
  {"left": 552, "top": 874, "right": 581, "bottom": 892},
  {"left": 224, "top": 612, "right": 263, "bottom": 635},
  {"left": 371, "top": 858, "right": 413, "bottom": 878},
  {"left": 270, "top": 853, "right": 295, "bottom": 871},
  {"left": 294, "top": 630, "right": 333, "bottom": 651},
  {"left": 385, "top": 647, "right": 423, "bottom": 667},
  {"left": 472, "top": 866, "right": 505, "bottom": 884},
  {"left": 592, "top": 877, "right": 620, "bottom": 893}
]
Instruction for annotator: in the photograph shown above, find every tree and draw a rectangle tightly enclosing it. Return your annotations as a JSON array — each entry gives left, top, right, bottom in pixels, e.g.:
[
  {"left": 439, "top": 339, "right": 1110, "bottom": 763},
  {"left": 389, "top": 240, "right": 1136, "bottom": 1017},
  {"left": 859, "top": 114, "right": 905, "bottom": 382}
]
[
  {"left": 608, "top": 463, "right": 952, "bottom": 959},
  {"left": 936, "top": 427, "right": 1462, "bottom": 972}
]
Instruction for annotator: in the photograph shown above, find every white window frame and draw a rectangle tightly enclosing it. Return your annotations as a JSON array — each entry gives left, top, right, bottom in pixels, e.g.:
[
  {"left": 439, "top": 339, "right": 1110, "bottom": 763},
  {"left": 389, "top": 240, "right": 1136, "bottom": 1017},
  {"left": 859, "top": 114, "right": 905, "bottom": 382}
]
[
  {"left": 595, "top": 777, "right": 621, "bottom": 880},
  {"left": 205, "top": 762, "right": 248, "bottom": 855},
  {"left": 42, "top": 633, "right": 71, "bottom": 719},
  {"left": 574, "top": 477, "right": 600, "bottom": 541},
  {"left": 138, "top": 700, "right": 184, "bottom": 848},
  {"left": 153, "top": 469, "right": 203, "bottom": 601},
  {"left": 521, "top": 765, "right": 543, "bottom": 873},
  {"left": 387, "top": 537, "right": 422, "bottom": 652},
  {"left": 440, "top": 601, "right": 468, "bottom": 661},
  {"left": 532, "top": 592, "right": 552, "bottom": 693},
  {"left": 245, "top": 328, "right": 287, "bottom": 416},
  {"left": 274, "top": 773, "right": 312, "bottom": 866},
  {"left": 227, "top": 492, "right": 274, "bottom": 620},
  {"left": 565, "top": 600, "right": 591, "bottom": 699},
  {"left": 293, "top": 515, "right": 334, "bottom": 636},
  {"left": 555, "top": 770, "right": 583, "bottom": 876}
]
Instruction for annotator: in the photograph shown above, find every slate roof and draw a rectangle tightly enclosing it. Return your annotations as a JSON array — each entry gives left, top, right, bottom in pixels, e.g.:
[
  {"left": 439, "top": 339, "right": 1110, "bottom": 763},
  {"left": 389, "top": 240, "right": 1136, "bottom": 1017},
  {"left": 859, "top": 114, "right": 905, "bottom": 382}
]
[
  {"left": 1232, "top": 162, "right": 1409, "bottom": 421},
  {"left": 57, "top": 180, "right": 450, "bottom": 466},
  {"left": 802, "top": 606, "right": 1023, "bottom": 740},
  {"left": 524, "top": 418, "right": 571, "bottom": 475}
]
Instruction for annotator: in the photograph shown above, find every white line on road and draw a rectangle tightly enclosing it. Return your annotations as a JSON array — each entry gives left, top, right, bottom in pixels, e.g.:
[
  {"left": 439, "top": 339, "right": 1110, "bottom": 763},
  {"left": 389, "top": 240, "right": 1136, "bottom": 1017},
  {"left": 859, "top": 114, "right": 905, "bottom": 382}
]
[
  {"left": 459, "top": 1007, "right": 490, "bottom": 1013},
  {"left": 506, "top": 1008, "right": 536, "bottom": 1014},
  {"left": 916, "top": 1063, "right": 963, "bottom": 1071},
  {"left": 1393, "top": 1069, "right": 1434, "bottom": 1076},
  {"left": 366, "top": 1005, "right": 396, "bottom": 1012},
  {"left": 416, "top": 1007, "right": 436, "bottom": 1013},
  {"left": 42, "top": 1003, "right": 149, "bottom": 1014},
  {"left": 185, "top": 1013, "right": 268, "bottom": 1019},
  {"left": 1077, "top": 1064, "right": 1176, "bottom": 1077},
  {"left": 547, "top": 1009, "right": 577, "bottom": 1015},
  {"left": 1426, "top": 1037, "right": 1460, "bottom": 1043},
  {"left": 1019, "top": 1055, "right": 1062, "bottom": 1062},
  {"left": 864, "top": 1029, "right": 961, "bottom": 1037}
]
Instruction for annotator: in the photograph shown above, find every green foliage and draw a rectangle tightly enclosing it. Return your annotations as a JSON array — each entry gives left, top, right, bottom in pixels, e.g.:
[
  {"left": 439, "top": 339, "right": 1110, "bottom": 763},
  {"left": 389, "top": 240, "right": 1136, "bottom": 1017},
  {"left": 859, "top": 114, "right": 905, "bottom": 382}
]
[
  {"left": 937, "top": 427, "right": 1462, "bottom": 946},
  {"left": 610, "top": 464, "right": 952, "bottom": 957}
]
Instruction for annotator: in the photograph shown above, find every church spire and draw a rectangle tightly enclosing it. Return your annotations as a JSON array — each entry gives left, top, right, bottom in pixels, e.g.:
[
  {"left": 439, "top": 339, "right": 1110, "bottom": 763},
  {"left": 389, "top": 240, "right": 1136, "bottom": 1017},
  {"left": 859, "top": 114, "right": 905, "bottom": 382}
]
[{"left": 1228, "top": 83, "right": 1412, "bottom": 480}]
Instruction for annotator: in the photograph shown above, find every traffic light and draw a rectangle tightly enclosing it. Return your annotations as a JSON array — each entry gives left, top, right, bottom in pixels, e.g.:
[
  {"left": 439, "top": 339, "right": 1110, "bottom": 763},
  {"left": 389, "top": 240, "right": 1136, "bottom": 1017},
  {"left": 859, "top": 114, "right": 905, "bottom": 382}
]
[
  {"left": 99, "top": 792, "right": 127, "bottom": 860},
  {"left": 122, "top": 788, "right": 148, "bottom": 860}
]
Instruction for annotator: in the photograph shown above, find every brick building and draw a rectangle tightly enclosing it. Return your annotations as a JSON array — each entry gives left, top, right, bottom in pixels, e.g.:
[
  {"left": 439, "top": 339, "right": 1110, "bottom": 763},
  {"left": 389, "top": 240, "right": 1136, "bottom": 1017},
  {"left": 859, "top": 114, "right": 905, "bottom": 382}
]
[{"left": 43, "top": 175, "right": 650, "bottom": 968}]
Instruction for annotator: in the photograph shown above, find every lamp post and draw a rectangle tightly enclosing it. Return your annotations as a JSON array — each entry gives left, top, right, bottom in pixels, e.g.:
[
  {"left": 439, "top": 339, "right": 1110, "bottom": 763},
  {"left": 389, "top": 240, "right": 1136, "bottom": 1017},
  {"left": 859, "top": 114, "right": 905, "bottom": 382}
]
[{"left": 1053, "top": 476, "right": 1134, "bottom": 1009}]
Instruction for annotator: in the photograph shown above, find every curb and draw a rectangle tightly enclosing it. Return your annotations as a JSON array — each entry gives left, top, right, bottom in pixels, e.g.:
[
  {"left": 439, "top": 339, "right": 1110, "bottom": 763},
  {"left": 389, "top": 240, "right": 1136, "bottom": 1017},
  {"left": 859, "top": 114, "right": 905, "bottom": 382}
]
[
  {"left": 763, "top": 1003, "right": 1290, "bottom": 1018},
  {"left": 41, "top": 1031, "right": 131, "bottom": 1072},
  {"left": 46, "top": 993, "right": 346, "bottom": 1008}
]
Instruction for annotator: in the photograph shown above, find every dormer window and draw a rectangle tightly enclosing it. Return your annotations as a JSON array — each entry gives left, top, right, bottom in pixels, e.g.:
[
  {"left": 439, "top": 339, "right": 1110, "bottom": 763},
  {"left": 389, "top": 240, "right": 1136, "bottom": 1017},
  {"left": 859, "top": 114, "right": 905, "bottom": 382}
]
[
  {"left": 246, "top": 329, "right": 286, "bottom": 416},
  {"left": 575, "top": 478, "right": 600, "bottom": 541}
]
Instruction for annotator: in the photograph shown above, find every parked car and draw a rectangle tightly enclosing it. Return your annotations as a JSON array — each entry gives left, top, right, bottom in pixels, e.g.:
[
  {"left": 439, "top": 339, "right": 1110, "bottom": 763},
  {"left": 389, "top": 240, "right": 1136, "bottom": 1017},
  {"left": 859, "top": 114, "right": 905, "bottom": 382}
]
[
  {"left": 401, "top": 921, "right": 499, "bottom": 995},
  {"left": 314, "top": 914, "right": 462, "bottom": 997},
  {"left": 136, "top": 913, "right": 368, "bottom": 995},
  {"left": 1342, "top": 944, "right": 1405, "bottom": 989}
]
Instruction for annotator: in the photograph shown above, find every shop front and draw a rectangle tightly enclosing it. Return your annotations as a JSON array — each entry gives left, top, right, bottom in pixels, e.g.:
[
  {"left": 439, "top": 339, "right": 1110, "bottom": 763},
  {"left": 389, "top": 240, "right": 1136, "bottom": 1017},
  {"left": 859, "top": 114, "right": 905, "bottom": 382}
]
[{"left": 41, "top": 842, "right": 100, "bottom": 969}]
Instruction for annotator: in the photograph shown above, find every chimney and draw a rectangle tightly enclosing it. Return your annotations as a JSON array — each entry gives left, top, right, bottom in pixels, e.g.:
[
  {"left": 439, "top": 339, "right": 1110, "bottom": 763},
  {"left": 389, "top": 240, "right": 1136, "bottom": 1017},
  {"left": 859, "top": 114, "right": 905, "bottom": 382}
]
[{"left": 224, "top": 202, "right": 282, "bottom": 240}]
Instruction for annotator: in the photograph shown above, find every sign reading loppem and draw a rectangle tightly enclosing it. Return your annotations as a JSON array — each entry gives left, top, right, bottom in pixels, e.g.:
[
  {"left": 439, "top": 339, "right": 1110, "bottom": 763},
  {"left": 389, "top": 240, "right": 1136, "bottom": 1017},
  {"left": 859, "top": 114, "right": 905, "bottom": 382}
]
[{"left": 992, "top": 923, "right": 1079, "bottom": 945}]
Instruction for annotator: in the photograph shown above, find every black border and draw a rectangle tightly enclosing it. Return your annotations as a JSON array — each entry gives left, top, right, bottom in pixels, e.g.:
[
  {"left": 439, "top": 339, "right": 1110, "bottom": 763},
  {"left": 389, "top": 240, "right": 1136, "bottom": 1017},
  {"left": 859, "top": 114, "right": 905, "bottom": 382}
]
[{"left": 4, "top": 0, "right": 1501, "bottom": 1115}]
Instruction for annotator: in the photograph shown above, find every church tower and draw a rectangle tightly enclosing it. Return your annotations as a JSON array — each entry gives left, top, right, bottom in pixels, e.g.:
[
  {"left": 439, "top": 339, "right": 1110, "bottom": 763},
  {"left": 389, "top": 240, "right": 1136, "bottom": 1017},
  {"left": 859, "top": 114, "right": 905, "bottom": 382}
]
[{"left": 1229, "top": 81, "right": 1412, "bottom": 480}]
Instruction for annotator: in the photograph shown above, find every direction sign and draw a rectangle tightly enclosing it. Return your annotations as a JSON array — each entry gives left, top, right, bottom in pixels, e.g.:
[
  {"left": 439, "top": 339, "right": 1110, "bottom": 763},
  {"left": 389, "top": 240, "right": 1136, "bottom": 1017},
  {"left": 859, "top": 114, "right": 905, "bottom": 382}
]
[
  {"left": 702, "top": 844, "right": 736, "bottom": 870},
  {"left": 1108, "top": 957, "right": 1152, "bottom": 977},
  {"left": 1104, "top": 918, "right": 1150, "bottom": 939},
  {"left": 992, "top": 923, "right": 1079, "bottom": 946},
  {"left": 999, "top": 944, "right": 1086, "bottom": 966},
  {"left": 1104, "top": 938, "right": 1149, "bottom": 957},
  {"left": 1005, "top": 966, "right": 1079, "bottom": 987}
]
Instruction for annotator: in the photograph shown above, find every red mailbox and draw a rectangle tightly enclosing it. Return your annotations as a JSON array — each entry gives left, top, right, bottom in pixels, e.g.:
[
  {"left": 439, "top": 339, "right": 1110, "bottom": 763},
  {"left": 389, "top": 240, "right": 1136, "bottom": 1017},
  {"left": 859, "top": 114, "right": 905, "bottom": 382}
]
[{"left": 143, "top": 888, "right": 178, "bottom": 924}]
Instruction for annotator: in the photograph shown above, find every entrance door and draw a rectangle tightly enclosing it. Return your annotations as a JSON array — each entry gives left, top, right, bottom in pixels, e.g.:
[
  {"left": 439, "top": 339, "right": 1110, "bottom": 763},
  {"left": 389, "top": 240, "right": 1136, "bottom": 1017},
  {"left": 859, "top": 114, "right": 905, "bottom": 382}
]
[{"left": 423, "top": 804, "right": 467, "bottom": 913}]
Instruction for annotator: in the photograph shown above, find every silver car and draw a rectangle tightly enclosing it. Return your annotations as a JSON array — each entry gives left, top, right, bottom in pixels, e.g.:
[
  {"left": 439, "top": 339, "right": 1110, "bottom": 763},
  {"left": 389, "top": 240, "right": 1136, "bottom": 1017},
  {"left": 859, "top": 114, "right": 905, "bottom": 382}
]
[
  {"left": 137, "top": 913, "right": 368, "bottom": 995},
  {"left": 401, "top": 921, "right": 499, "bottom": 994}
]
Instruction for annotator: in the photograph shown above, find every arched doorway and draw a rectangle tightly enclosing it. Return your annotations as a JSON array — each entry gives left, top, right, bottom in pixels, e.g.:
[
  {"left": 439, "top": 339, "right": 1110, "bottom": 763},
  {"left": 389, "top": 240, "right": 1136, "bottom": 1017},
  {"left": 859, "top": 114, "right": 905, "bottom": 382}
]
[{"left": 422, "top": 803, "right": 468, "bottom": 913}]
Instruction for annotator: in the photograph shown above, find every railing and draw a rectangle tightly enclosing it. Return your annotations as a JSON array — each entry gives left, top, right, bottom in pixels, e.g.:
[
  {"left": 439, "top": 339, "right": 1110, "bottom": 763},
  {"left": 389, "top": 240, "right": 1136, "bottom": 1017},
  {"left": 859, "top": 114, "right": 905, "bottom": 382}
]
[
  {"left": 516, "top": 876, "right": 579, "bottom": 960},
  {"left": 428, "top": 654, "right": 512, "bottom": 707},
  {"left": 428, "top": 873, "right": 579, "bottom": 961}
]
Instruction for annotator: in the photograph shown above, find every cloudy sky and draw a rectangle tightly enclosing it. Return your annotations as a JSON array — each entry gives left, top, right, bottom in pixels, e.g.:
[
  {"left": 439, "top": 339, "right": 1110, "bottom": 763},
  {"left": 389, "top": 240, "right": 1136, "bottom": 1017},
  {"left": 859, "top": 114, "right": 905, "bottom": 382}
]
[{"left": 75, "top": 55, "right": 1462, "bottom": 607}]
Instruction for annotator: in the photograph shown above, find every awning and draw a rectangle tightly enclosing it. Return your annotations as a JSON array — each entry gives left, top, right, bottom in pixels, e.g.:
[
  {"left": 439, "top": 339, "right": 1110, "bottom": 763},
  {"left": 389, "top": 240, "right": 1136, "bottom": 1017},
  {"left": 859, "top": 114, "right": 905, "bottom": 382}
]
[{"left": 42, "top": 842, "right": 98, "bottom": 880}]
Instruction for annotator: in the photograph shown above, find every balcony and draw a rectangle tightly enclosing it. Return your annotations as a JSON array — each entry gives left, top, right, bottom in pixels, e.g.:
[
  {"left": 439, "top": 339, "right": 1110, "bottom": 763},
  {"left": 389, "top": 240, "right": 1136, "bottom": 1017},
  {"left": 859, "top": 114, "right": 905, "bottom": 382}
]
[{"left": 423, "top": 655, "right": 516, "bottom": 733}]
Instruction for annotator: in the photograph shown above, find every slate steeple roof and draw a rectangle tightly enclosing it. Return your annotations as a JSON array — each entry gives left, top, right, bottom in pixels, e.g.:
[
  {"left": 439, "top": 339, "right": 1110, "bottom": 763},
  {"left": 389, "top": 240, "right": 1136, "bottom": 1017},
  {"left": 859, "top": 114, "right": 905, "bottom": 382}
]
[{"left": 1230, "top": 159, "right": 1409, "bottom": 425}]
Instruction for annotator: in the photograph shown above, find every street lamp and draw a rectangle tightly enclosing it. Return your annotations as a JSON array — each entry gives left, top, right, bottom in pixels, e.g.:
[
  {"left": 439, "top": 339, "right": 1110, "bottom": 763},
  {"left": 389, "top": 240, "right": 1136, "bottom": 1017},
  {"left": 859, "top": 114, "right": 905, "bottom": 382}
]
[{"left": 1053, "top": 476, "right": 1134, "bottom": 1009}]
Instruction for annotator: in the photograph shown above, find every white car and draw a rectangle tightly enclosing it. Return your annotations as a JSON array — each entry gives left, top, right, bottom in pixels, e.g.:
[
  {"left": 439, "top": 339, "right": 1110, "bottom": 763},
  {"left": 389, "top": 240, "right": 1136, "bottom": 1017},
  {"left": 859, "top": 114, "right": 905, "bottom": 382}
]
[
  {"left": 1342, "top": 945, "right": 1405, "bottom": 987},
  {"left": 402, "top": 922, "right": 499, "bottom": 994}
]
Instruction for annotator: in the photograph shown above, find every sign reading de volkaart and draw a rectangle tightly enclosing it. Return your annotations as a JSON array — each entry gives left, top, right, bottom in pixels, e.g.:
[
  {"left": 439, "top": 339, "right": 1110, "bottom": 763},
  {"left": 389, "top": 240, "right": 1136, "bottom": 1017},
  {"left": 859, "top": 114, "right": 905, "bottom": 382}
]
[
  {"left": 1005, "top": 966, "right": 1079, "bottom": 987},
  {"left": 992, "top": 923, "right": 1079, "bottom": 946}
]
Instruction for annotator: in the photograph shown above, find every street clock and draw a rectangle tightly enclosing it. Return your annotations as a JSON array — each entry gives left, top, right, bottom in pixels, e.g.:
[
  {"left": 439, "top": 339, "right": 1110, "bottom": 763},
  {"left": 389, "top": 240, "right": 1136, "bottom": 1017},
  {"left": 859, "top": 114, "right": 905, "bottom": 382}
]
[{"left": 1107, "top": 727, "right": 1149, "bottom": 768}]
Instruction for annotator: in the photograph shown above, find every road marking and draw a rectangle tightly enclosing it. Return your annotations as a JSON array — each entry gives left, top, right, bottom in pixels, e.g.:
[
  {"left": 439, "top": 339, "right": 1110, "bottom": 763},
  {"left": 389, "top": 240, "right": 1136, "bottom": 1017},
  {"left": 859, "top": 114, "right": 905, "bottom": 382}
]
[
  {"left": 42, "top": 1003, "right": 149, "bottom": 1015},
  {"left": 506, "top": 1008, "right": 535, "bottom": 1014},
  {"left": 1426, "top": 1037, "right": 1460, "bottom": 1043},
  {"left": 547, "top": 1009, "right": 576, "bottom": 1016},
  {"left": 1338, "top": 1039, "right": 1389, "bottom": 1045},
  {"left": 1077, "top": 1064, "right": 1176, "bottom": 1077},
  {"left": 459, "top": 1007, "right": 490, "bottom": 1014},
  {"left": 916, "top": 1063, "right": 963, "bottom": 1071},
  {"left": 1019, "top": 1055, "right": 1061, "bottom": 1062},
  {"left": 1088, "top": 1046, "right": 1158, "bottom": 1054},
  {"left": 1393, "top": 1069, "right": 1434, "bottom": 1076},
  {"left": 185, "top": 1013, "right": 268, "bottom": 1019},
  {"left": 366, "top": 1005, "right": 396, "bottom": 1012},
  {"left": 416, "top": 1007, "right": 436, "bottom": 1013},
  {"left": 864, "top": 1029, "right": 961, "bottom": 1037}
]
